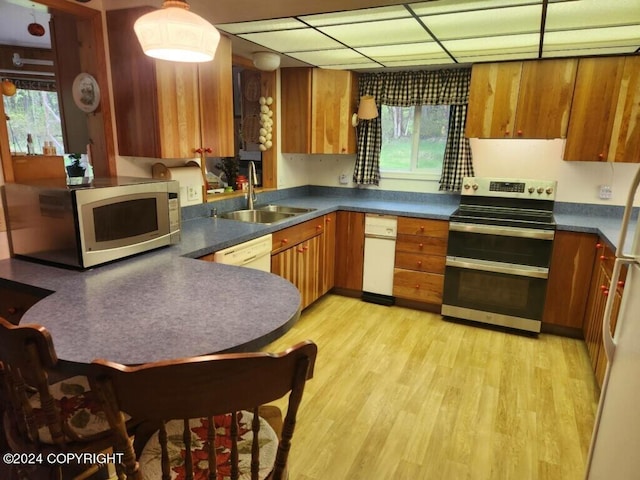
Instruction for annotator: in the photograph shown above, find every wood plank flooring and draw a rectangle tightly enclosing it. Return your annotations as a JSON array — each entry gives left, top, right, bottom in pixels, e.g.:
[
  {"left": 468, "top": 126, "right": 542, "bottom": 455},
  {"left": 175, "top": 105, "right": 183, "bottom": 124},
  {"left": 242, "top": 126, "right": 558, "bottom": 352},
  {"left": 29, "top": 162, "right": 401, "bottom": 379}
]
[{"left": 264, "top": 294, "right": 600, "bottom": 480}]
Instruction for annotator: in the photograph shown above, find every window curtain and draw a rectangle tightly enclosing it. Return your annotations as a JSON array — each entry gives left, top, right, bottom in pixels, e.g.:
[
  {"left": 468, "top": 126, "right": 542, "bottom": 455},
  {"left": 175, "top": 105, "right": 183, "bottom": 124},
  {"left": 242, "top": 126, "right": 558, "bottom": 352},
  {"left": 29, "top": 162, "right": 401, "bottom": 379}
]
[{"left": 354, "top": 68, "right": 474, "bottom": 191}]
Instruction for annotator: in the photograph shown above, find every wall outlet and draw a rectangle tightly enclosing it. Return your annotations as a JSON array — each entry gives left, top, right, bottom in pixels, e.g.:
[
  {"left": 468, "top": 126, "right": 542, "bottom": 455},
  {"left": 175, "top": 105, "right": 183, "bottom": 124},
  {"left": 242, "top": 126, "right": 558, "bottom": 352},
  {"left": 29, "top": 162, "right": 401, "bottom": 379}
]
[
  {"left": 599, "top": 185, "right": 612, "bottom": 200},
  {"left": 187, "top": 185, "right": 200, "bottom": 201},
  {"left": 339, "top": 173, "right": 349, "bottom": 185}
]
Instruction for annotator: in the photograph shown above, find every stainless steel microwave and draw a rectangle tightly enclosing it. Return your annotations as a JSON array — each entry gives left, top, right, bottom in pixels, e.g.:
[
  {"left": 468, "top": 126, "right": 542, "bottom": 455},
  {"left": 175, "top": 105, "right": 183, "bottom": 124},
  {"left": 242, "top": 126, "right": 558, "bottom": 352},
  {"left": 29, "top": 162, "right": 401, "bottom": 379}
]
[{"left": 3, "top": 177, "right": 181, "bottom": 269}]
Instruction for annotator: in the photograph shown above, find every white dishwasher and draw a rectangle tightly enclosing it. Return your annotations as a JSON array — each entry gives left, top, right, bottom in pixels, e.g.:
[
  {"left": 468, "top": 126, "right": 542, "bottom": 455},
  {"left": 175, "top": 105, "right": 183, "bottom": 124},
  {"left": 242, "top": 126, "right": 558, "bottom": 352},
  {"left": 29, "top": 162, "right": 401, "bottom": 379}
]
[
  {"left": 213, "top": 234, "right": 273, "bottom": 272},
  {"left": 362, "top": 214, "right": 397, "bottom": 305}
]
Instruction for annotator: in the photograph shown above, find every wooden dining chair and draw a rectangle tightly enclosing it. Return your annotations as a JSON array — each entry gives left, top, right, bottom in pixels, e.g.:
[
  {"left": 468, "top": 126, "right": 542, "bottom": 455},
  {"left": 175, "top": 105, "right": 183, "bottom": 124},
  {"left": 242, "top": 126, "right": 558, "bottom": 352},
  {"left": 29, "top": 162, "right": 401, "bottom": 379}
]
[
  {"left": 89, "top": 340, "right": 318, "bottom": 480},
  {"left": 0, "top": 317, "right": 124, "bottom": 480}
]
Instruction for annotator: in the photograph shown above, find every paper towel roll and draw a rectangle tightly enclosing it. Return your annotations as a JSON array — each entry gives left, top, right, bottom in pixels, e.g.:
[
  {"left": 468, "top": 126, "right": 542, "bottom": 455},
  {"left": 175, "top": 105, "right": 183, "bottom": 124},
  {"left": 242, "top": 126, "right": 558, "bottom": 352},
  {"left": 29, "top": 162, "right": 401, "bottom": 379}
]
[{"left": 152, "top": 163, "right": 204, "bottom": 206}]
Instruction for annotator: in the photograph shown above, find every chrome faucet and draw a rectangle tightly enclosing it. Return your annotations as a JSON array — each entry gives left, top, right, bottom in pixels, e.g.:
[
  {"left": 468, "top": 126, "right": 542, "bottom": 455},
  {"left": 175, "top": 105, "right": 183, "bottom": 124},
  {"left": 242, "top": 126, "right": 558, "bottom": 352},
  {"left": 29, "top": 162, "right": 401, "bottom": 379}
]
[{"left": 247, "top": 161, "right": 258, "bottom": 209}]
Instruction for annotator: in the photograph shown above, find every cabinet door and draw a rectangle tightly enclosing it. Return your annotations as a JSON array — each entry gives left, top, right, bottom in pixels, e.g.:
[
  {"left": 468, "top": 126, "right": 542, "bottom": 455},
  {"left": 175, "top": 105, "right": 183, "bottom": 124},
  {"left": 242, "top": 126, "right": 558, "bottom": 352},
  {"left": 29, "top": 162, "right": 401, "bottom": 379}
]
[
  {"left": 321, "top": 213, "right": 336, "bottom": 296},
  {"left": 584, "top": 260, "right": 609, "bottom": 375},
  {"left": 609, "top": 56, "right": 640, "bottom": 163},
  {"left": 198, "top": 35, "right": 234, "bottom": 158},
  {"left": 271, "top": 235, "right": 321, "bottom": 310},
  {"left": 311, "top": 69, "right": 357, "bottom": 154},
  {"left": 334, "top": 211, "right": 365, "bottom": 291},
  {"left": 281, "top": 68, "right": 312, "bottom": 153},
  {"left": 465, "top": 62, "right": 522, "bottom": 138},
  {"left": 155, "top": 60, "right": 200, "bottom": 158},
  {"left": 515, "top": 59, "right": 577, "bottom": 139},
  {"left": 564, "top": 57, "right": 626, "bottom": 161},
  {"left": 543, "top": 231, "right": 597, "bottom": 329}
]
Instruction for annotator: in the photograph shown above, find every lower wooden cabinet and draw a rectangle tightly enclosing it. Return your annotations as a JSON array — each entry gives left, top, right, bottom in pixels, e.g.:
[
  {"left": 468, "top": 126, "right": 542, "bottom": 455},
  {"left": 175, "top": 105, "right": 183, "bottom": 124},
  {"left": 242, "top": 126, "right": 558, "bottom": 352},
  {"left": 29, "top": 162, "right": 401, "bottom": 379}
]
[
  {"left": 393, "top": 217, "right": 448, "bottom": 305},
  {"left": 270, "top": 216, "right": 331, "bottom": 310},
  {"left": 333, "top": 211, "right": 365, "bottom": 291},
  {"left": 0, "top": 279, "right": 53, "bottom": 325},
  {"left": 543, "top": 231, "right": 598, "bottom": 331},
  {"left": 583, "top": 240, "right": 626, "bottom": 388}
]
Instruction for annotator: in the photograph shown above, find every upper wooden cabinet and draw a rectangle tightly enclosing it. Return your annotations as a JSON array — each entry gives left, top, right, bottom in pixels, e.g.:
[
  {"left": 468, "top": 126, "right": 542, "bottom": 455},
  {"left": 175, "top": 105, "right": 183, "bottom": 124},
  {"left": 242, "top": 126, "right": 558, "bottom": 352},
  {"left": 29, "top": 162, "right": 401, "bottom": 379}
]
[
  {"left": 106, "top": 8, "right": 233, "bottom": 159},
  {"left": 281, "top": 68, "right": 358, "bottom": 154},
  {"left": 564, "top": 56, "right": 640, "bottom": 162},
  {"left": 466, "top": 59, "right": 577, "bottom": 139}
]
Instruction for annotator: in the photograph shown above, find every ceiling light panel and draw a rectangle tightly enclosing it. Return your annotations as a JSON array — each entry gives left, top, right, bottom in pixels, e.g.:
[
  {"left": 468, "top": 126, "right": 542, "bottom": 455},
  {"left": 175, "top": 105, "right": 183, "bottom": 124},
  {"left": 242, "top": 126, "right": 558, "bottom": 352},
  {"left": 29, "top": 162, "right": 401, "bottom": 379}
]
[
  {"left": 217, "top": 18, "right": 306, "bottom": 34},
  {"left": 409, "top": 0, "right": 543, "bottom": 15},
  {"left": 239, "top": 29, "right": 343, "bottom": 53},
  {"left": 287, "top": 48, "right": 372, "bottom": 66},
  {"left": 323, "top": 62, "right": 384, "bottom": 70},
  {"left": 545, "top": 0, "right": 640, "bottom": 31},
  {"left": 422, "top": 5, "right": 542, "bottom": 40},
  {"left": 444, "top": 33, "right": 540, "bottom": 61},
  {"left": 542, "top": 45, "right": 639, "bottom": 59},
  {"left": 300, "top": 5, "right": 410, "bottom": 26},
  {"left": 543, "top": 26, "right": 640, "bottom": 53},
  {"left": 357, "top": 42, "right": 451, "bottom": 63},
  {"left": 318, "top": 18, "right": 432, "bottom": 48}
]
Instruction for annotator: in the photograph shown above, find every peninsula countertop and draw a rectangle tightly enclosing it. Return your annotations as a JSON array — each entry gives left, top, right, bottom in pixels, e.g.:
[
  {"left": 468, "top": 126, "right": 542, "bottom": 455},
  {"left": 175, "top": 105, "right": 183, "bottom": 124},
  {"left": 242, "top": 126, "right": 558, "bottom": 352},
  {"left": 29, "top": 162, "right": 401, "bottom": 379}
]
[{"left": 1, "top": 188, "right": 634, "bottom": 368}]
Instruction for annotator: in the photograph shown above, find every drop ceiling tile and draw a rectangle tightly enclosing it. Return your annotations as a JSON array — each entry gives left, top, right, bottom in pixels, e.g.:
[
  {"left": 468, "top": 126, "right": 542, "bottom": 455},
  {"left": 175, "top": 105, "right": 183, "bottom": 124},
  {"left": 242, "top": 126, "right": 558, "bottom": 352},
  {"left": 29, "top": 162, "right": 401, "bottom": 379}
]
[
  {"left": 381, "top": 57, "right": 456, "bottom": 67},
  {"left": 323, "top": 62, "right": 384, "bottom": 70},
  {"left": 287, "top": 49, "right": 371, "bottom": 66},
  {"left": 217, "top": 18, "right": 306, "bottom": 34},
  {"left": 542, "top": 45, "right": 639, "bottom": 58},
  {"left": 422, "top": 5, "right": 542, "bottom": 40},
  {"left": 410, "top": 0, "right": 542, "bottom": 16},
  {"left": 300, "top": 5, "right": 410, "bottom": 26},
  {"left": 357, "top": 42, "right": 451, "bottom": 63},
  {"left": 545, "top": 0, "right": 640, "bottom": 31},
  {"left": 318, "top": 18, "right": 431, "bottom": 48},
  {"left": 455, "top": 51, "right": 540, "bottom": 63},
  {"left": 239, "top": 29, "right": 343, "bottom": 53}
]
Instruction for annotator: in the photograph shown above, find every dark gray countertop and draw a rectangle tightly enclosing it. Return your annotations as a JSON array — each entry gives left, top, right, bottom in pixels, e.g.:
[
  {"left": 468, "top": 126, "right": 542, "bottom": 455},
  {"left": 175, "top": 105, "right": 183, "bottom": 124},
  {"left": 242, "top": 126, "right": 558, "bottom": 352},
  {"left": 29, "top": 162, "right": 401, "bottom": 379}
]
[{"left": 1, "top": 186, "right": 634, "bottom": 367}]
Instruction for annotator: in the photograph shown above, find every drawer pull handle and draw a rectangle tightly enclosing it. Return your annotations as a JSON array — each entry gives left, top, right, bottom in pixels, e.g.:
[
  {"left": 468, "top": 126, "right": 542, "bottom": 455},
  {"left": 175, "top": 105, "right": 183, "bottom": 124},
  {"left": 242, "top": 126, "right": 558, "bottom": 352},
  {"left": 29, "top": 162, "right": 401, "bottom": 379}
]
[
  {"left": 282, "top": 238, "right": 289, "bottom": 245},
  {"left": 600, "top": 255, "right": 606, "bottom": 260},
  {"left": 415, "top": 284, "right": 420, "bottom": 289},
  {"left": 417, "top": 261, "right": 422, "bottom": 267},
  {"left": 419, "top": 243, "right": 424, "bottom": 249},
  {"left": 617, "top": 281, "right": 625, "bottom": 287},
  {"left": 596, "top": 243, "right": 602, "bottom": 248}
]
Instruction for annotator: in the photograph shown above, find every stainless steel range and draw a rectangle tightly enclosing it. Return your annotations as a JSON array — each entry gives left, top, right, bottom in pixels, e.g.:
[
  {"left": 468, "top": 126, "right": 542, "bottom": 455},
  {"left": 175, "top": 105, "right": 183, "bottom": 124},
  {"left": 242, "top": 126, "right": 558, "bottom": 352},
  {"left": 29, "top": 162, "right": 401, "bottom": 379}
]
[{"left": 442, "top": 177, "right": 557, "bottom": 333}]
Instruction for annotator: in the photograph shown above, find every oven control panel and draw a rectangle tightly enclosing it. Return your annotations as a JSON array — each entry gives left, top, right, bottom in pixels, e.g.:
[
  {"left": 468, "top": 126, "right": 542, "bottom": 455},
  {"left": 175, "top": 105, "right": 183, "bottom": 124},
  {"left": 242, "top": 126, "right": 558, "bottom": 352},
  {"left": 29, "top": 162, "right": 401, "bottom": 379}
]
[{"left": 461, "top": 177, "right": 557, "bottom": 200}]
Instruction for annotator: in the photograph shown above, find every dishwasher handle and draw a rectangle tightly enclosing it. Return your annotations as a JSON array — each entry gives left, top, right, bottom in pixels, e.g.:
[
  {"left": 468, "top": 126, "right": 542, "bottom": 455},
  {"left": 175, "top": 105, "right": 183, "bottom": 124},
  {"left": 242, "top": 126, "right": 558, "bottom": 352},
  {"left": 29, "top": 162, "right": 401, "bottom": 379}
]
[{"left": 365, "top": 232, "right": 397, "bottom": 240}]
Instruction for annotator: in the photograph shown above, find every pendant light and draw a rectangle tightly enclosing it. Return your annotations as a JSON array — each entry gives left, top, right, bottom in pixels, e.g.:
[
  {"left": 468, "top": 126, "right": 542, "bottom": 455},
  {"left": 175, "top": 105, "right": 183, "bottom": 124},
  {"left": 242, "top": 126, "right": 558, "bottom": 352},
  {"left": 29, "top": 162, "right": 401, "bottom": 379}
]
[{"left": 134, "top": 0, "right": 220, "bottom": 63}]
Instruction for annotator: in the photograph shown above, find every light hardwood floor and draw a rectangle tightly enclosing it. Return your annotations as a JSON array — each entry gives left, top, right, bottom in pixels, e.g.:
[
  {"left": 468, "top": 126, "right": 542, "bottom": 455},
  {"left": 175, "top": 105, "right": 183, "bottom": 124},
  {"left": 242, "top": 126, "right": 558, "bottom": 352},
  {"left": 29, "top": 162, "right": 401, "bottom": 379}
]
[{"left": 264, "top": 294, "right": 600, "bottom": 480}]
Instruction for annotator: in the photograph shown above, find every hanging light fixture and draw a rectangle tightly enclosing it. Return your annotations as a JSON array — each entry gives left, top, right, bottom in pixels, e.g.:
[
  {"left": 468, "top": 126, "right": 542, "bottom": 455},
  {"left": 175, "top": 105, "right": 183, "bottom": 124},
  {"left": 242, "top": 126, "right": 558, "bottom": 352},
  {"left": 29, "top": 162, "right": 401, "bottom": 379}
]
[{"left": 134, "top": 0, "right": 220, "bottom": 63}]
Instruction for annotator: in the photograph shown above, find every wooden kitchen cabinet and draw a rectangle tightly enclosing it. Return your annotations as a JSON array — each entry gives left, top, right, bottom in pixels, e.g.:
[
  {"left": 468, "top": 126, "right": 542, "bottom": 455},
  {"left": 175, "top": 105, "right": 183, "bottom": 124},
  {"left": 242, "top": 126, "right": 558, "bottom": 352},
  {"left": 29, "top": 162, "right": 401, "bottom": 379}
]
[
  {"left": 564, "top": 56, "right": 640, "bottom": 162},
  {"left": 106, "top": 8, "right": 234, "bottom": 159},
  {"left": 281, "top": 68, "right": 358, "bottom": 154},
  {"left": 333, "top": 211, "right": 365, "bottom": 292},
  {"left": 0, "top": 279, "right": 52, "bottom": 325},
  {"left": 393, "top": 217, "right": 448, "bottom": 306},
  {"left": 543, "top": 231, "right": 598, "bottom": 333},
  {"left": 271, "top": 217, "right": 327, "bottom": 310},
  {"left": 583, "top": 240, "right": 626, "bottom": 388},
  {"left": 465, "top": 59, "right": 577, "bottom": 139}
]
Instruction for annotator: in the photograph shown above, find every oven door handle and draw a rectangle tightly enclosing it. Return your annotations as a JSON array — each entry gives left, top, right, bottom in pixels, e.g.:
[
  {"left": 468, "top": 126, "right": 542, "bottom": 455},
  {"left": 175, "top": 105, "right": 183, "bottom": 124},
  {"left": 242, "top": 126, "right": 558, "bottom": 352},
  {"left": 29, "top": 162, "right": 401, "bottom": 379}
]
[
  {"left": 446, "top": 257, "right": 549, "bottom": 279},
  {"left": 449, "top": 222, "right": 555, "bottom": 240}
]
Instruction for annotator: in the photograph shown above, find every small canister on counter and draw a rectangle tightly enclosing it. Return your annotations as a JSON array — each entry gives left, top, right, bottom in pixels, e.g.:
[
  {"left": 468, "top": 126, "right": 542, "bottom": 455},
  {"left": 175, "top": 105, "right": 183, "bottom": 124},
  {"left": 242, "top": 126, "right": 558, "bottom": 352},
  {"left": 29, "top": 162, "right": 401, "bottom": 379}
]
[{"left": 236, "top": 175, "right": 248, "bottom": 191}]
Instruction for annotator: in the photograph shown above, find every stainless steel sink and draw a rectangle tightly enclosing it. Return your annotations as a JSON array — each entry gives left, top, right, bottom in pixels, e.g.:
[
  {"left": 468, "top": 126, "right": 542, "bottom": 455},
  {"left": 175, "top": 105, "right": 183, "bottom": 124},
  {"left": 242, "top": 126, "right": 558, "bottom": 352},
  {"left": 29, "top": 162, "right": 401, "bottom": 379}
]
[
  {"left": 220, "top": 205, "right": 316, "bottom": 224},
  {"left": 220, "top": 209, "right": 293, "bottom": 224},
  {"left": 257, "top": 205, "right": 317, "bottom": 214}
]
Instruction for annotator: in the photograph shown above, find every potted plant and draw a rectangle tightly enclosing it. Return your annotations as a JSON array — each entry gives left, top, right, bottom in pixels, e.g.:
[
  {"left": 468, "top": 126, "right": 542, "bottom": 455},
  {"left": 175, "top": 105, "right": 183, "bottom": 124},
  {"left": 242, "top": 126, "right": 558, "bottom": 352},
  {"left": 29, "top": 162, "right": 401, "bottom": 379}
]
[
  {"left": 215, "top": 157, "right": 239, "bottom": 191},
  {"left": 66, "top": 153, "right": 86, "bottom": 177}
]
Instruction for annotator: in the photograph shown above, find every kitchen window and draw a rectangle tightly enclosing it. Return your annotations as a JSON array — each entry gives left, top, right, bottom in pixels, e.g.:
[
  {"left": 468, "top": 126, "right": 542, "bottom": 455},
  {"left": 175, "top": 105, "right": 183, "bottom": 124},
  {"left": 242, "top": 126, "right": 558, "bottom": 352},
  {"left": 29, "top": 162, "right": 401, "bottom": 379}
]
[{"left": 380, "top": 104, "right": 450, "bottom": 179}]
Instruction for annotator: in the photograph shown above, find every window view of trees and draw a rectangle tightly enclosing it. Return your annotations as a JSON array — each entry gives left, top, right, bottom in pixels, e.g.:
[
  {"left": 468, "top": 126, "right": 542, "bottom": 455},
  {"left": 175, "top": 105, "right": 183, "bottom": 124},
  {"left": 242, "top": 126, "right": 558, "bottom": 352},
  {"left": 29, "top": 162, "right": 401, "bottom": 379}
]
[
  {"left": 3, "top": 88, "right": 63, "bottom": 155},
  {"left": 380, "top": 104, "right": 450, "bottom": 174}
]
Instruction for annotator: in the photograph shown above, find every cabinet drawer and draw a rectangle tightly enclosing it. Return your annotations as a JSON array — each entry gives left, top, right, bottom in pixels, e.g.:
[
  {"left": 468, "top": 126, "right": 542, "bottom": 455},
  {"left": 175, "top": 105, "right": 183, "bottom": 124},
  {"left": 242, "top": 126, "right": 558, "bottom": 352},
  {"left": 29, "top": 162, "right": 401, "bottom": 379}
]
[
  {"left": 393, "top": 269, "right": 444, "bottom": 304},
  {"left": 272, "top": 218, "right": 325, "bottom": 254},
  {"left": 396, "top": 234, "right": 447, "bottom": 256},
  {"left": 394, "top": 251, "right": 445, "bottom": 274},
  {"left": 397, "top": 217, "right": 449, "bottom": 238}
]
